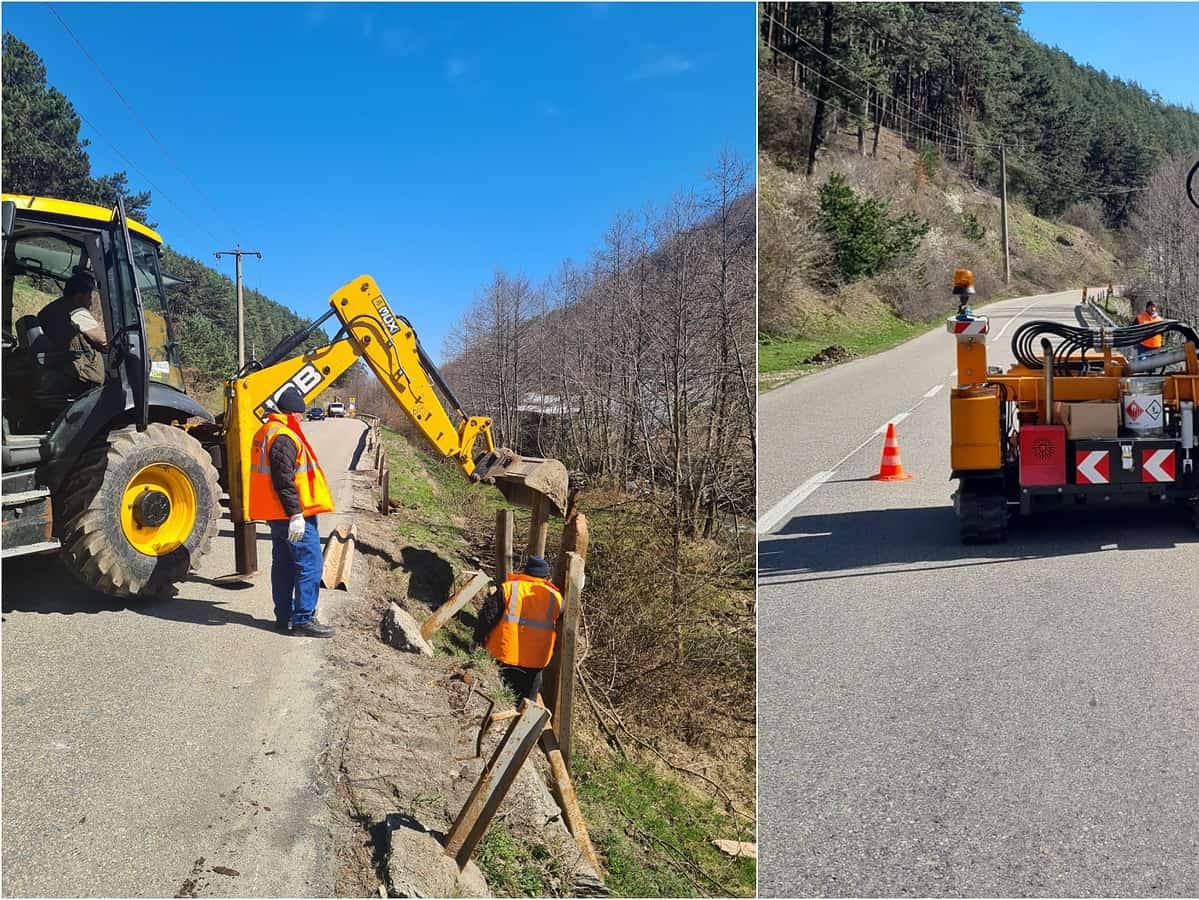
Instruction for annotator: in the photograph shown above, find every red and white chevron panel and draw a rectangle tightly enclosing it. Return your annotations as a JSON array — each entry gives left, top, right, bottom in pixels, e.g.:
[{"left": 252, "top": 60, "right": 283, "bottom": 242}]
[
  {"left": 1075, "top": 449, "right": 1110, "bottom": 485},
  {"left": 946, "top": 317, "right": 989, "bottom": 337},
  {"left": 1141, "top": 448, "right": 1176, "bottom": 483}
]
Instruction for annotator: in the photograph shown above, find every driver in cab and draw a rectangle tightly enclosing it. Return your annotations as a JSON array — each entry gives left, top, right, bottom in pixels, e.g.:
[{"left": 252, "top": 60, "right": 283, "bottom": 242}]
[{"left": 38, "top": 270, "right": 108, "bottom": 388}]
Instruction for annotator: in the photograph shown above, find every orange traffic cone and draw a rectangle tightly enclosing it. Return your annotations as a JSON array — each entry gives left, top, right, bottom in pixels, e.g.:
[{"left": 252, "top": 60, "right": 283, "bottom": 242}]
[{"left": 872, "top": 422, "right": 913, "bottom": 481}]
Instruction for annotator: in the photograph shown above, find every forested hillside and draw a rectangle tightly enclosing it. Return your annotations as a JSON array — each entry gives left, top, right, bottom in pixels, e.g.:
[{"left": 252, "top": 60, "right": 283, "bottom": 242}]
[
  {"left": 761, "top": 2, "right": 1199, "bottom": 224},
  {"left": 2, "top": 33, "right": 326, "bottom": 408},
  {"left": 759, "top": 2, "right": 1199, "bottom": 383}
]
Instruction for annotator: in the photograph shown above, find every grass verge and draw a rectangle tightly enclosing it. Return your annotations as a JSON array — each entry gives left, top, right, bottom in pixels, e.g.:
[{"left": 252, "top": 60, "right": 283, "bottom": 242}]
[
  {"left": 759, "top": 307, "right": 932, "bottom": 389},
  {"left": 374, "top": 426, "right": 755, "bottom": 897},
  {"left": 574, "top": 754, "right": 756, "bottom": 897}
]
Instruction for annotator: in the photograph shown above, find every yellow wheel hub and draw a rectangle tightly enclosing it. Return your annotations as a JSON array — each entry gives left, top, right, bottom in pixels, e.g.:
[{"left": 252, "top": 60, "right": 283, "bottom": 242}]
[{"left": 120, "top": 463, "right": 197, "bottom": 556}]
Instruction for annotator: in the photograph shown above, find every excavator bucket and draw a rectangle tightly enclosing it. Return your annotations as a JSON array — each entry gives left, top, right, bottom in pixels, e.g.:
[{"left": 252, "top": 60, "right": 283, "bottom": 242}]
[{"left": 476, "top": 450, "right": 570, "bottom": 516}]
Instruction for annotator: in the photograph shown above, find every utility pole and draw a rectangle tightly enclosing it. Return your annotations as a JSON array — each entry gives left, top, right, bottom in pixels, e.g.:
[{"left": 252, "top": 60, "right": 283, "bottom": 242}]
[
  {"left": 213, "top": 244, "right": 262, "bottom": 370},
  {"left": 999, "top": 143, "right": 1011, "bottom": 285}
]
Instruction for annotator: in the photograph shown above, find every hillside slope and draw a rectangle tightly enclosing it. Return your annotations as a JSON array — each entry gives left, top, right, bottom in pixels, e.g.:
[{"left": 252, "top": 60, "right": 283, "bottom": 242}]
[{"left": 759, "top": 91, "right": 1121, "bottom": 386}]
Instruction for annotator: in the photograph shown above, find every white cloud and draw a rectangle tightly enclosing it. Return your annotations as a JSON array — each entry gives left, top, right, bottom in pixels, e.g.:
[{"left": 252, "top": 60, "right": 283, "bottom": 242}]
[
  {"left": 446, "top": 56, "right": 468, "bottom": 81},
  {"left": 629, "top": 51, "right": 693, "bottom": 82},
  {"left": 303, "top": 4, "right": 333, "bottom": 29},
  {"left": 381, "top": 27, "right": 419, "bottom": 56}
]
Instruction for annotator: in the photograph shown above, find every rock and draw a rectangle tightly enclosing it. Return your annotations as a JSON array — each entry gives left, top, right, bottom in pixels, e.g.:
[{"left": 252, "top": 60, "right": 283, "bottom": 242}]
[
  {"left": 385, "top": 824, "right": 491, "bottom": 898},
  {"left": 381, "top": 603, "right": 434, "bottom": 656},
  {"left": 1055, "top": 233, "right": 1073, "bottom": 246},
  {"left": 454, "top": 861, "right": 491, "bottom": 898},
  {"left": 712, "top": 838, "right": 757, "bottom": 859},
  {"left": 386, "top": 825, "right": 457, "bottom": 898},
  {"left": 801, "top": 344, "right": 856, "bottom": 367}
]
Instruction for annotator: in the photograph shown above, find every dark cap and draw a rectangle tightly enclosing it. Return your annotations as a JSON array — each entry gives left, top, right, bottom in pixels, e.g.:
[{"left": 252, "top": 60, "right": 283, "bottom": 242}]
[
  {"left": 522, "top": 555, "right": 551, "bottom": 579},
  {"left": 273, "top": 386, "right": 306, "bottom": 414},
  {"left": 65, "top": 271, "right": 96, "bottom": 298}
]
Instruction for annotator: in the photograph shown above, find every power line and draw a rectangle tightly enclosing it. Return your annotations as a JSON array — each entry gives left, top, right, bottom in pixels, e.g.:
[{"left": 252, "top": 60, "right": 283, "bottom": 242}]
[
  {"left": 44, "top": 2, "right": 239, "bottom": 240},
  {"left": 765, "top": 12, "right": 1002, "bottom": 151},
  {"left": 764, "top": 31, "right": 1146, "bottom": 199},
  {"left": 762, "top": 67, "right": 1144, "bottom": 200},
  {"left": 9, "top": 104, "right": 223, "bottom": 246},
  {"left": 1004, "top": 147, "right": 1145, "bottom": 195},
  {"left": 764, "top": 40, "right": 999, "bottom": 154}
]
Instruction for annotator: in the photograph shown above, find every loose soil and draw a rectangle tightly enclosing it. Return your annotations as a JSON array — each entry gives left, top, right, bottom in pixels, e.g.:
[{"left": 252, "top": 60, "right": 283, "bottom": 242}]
[{"left": 328, "top": 469, "right": 597, "bottom": 898}]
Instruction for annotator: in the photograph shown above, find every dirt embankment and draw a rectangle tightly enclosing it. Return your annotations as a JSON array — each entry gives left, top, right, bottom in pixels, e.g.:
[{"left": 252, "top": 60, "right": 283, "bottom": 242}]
[{"left": 327, "top": 467, "right": 600, "bottom": 898}]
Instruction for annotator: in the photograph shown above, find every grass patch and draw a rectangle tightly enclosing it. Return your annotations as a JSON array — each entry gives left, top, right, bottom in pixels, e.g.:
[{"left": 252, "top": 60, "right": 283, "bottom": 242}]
[
  {"left": 758, "top": 307, "right": 930, "bottom": 385},
  {"left": 575, "top": 753, "right": 755, "bottom": 898},
  {"left": 1010, "top": 205, "right": 1072, "bottom": 258},
  {"left": 475, "top": 823, "right": 570, "bottom": 897}
]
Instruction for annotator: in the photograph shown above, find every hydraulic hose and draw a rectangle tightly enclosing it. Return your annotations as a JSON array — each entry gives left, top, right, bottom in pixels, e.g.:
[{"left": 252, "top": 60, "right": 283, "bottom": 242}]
[{"left": 1011, "top": 319, "right": 1199, "bottom": 372}]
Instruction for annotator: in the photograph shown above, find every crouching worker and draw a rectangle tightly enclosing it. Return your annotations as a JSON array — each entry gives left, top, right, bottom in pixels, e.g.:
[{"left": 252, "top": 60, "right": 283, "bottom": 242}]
[
  {"left": 249, "top": 386, "right": 336, "bottom": 637},
  {"left": 475, "top": 556, "right": 563, "bottom": 701}
]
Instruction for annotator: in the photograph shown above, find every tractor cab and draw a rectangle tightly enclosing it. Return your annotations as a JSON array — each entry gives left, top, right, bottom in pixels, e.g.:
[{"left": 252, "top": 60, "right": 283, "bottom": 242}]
[
  {"left": 2, "top": 194, "right": 187, "bottom": 435},
  {"left": 2, "top": 195, "right": 217, "bottom": 588}
]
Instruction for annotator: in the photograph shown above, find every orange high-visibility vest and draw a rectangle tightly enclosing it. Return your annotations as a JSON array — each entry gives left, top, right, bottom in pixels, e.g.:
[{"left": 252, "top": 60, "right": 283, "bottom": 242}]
[
  {"left": 485, "top": 574, "right": 563, "bottom": 669},
  {"left": 248, "top": 413, "right": 335, "bottom": 520},
  {"left": 1137, "top": 311, "right": 1163, "bottom": 349}
]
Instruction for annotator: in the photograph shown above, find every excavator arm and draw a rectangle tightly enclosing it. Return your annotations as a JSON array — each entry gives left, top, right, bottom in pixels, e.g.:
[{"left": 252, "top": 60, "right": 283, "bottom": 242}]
[{"left": 222, "top": 275, "right": 567, "bottom": 573}]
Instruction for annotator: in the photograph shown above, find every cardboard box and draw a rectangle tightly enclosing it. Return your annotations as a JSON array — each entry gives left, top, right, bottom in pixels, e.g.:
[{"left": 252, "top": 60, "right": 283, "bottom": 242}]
[{"left": 1052, "top": 401, "right": 1119, "bottom": 439}]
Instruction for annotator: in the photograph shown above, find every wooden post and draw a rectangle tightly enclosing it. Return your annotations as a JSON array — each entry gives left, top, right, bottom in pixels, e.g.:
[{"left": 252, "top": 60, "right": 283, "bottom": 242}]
[
  {"left": 420, "top": 571, "right": 489, "bottom": 641},
  {"left": 552, "top": 513, "right": 589, "bottom": 591},
  {"left": 546, "top": 552, "right": 583, "bottom": 768},
  {"left": 444, "top": 700, "right": 549, "bottom": 867},
  {"left": 379, "top": 467, "right": 389, "bottom": 514},
  {"left": 1000, "top": 142, "right": 1011, "bottom": 285},
  {"left": 527, "top": 494, "right": 549, "bottom": 559},
  {"left": 539, "top": 727, "right": 603, "bottom": 877},
  {"left": 495, "top": 509, "right": 513, "bottom": 582}
]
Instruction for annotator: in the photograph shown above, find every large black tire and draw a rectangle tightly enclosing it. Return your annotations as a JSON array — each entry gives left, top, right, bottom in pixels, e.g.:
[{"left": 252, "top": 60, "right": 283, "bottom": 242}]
[
  {"left": 56, "top": 423, "right": 221, "bottom": 598},
  {"left": 958, "top": 492, "right": 1008, "bottom": 544}
]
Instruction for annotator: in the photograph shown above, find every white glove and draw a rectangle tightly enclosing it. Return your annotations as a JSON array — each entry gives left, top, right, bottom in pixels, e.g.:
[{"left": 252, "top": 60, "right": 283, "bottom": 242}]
[{"left": 287, "top": 514, "right": 306, "bottom": 543}]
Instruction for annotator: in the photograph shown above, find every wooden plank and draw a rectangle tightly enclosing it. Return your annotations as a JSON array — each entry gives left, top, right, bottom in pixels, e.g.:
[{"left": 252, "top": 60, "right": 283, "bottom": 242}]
[
  {"left": 419, "top": 571, "right": 489, "bottom": 641},
  {"left": 540, "top": 728, "right": 603, "bottom": 877},
  {"left": 495, "top": 508, "right": 513, "bottom": 582},
  {"left": 545, "top": 514, "right": 588, "bottom": 717},
  {"left": 552, "top": 552, "right": 583, "bottom": 768},
  {"left": 444, "top": 700, "right": 549, "bottom": 867},
  {"left": 319, "top": 522, "right": 358, "bottom": 590},
  {"left": 527, "top": 493, "right": 549, "bottom": 558}
]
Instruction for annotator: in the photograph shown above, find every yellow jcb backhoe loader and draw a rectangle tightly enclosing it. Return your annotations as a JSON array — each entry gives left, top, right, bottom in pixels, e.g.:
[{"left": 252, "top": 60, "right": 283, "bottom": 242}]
[
  {"left": 2, "top": 193, "right": 566, "bottom": 596},
  {"left": 215, "top": 273, "right": 569, "bottom": 575}
]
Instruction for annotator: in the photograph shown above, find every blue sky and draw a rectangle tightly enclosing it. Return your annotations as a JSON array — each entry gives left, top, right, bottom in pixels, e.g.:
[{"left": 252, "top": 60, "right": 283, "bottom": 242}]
[
  {"left": 1019, "top": 2, "right": 1198, "bottom": 110},
  {"left": 4, "top": 2, "right": 755, "bottom": 359}
]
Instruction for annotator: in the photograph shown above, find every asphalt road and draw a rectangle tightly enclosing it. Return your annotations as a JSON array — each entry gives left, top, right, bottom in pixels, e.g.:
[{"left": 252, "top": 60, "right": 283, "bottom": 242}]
[
  {"left": 2, "top": 416, "right": 368, "bottom": 898},
  {"left": 758, "top": 290, "right": 1199, "bottom": 896}
]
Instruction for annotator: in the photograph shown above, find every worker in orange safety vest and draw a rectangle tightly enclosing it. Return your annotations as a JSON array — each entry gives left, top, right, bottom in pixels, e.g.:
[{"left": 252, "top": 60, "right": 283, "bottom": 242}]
[
  {"left": 249, "top": 385, "right": 336, "bottom": 637},
  {"left": 1136, "top": 301, "right": 1164, "bottom": 356},
  {"left": 474, "top": 555, "right": 563, "bottom": 700}
]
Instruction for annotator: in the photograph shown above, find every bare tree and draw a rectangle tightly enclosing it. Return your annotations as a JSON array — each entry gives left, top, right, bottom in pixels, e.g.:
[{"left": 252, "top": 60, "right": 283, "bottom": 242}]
[{"left": 1130, "top": 155, "right": 1199, "bottom": 325}]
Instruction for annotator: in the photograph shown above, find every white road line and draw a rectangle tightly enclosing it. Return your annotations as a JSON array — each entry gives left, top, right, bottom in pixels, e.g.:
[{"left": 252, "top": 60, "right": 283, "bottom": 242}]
[
  {"left": 991, "top": 296, "right": 1045, "bottom": 343},
  {"left": 757, "top": 472, "right": 833, "bottom": 535},
  {"left": 760, "top": 300, "right": 1051, "bottom": 535},
  {"left": 874, "top": 411, "right": 909, "bottom": 434}
]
